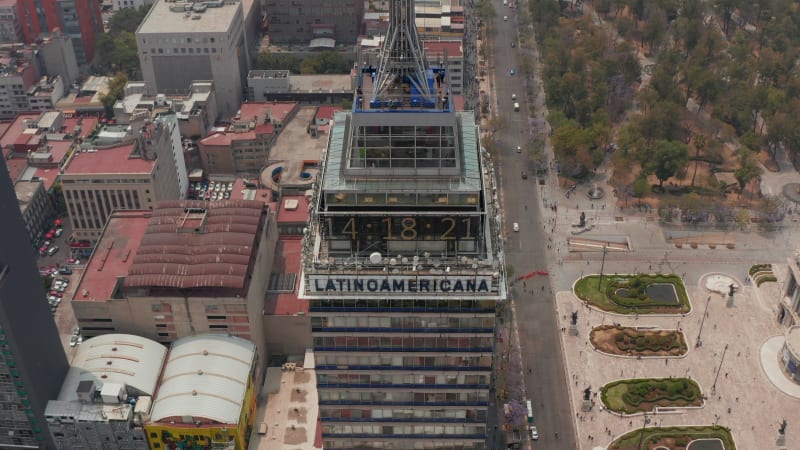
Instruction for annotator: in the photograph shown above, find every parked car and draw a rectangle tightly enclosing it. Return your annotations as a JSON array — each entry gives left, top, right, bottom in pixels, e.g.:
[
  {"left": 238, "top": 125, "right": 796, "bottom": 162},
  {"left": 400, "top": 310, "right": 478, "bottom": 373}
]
[
  {"left": 69, "top": 335, "right": 79, "bottom": 347},
  {"left": 54, "top": 228, "right": 63, "bottom": 238},
  {"left": 530, "top": 426, "right": 539, "bottom": 440},
  {"left": 513, "top": 222, "right": 520, "bottom": 232},
  {"left": 47, "top": 246, "right": 59, "bottom": 256},
  {"left": 58, "top": 267, "right": 72, "bottom": 275},
  {"left": 72, "top": 326, "right": 81, "bottom": 336}
]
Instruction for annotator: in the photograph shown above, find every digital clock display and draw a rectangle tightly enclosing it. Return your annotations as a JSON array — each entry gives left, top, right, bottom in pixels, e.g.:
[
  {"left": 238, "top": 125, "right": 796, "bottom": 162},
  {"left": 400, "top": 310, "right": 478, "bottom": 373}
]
[{"left": 327, "top": 215, "right": 482, "bottom": 254}]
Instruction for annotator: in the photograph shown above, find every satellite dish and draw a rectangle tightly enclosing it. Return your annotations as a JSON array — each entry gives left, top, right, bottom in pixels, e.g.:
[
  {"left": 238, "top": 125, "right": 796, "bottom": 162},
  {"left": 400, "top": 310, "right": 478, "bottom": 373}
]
[
  {"left": 369, "top": 252, "right": 382, "bottom": 264},
  {"left": 401, "top": 257, "right": 408, "bottom": 264},
  {"left": 413, "top": 255, "right": 419, "bottom": 263},
  {"left": 389, "top": 258, "right": 397, "bottom": 266},
  {"left": 432, "top": 259, "right": 440, "bottom": 268}
]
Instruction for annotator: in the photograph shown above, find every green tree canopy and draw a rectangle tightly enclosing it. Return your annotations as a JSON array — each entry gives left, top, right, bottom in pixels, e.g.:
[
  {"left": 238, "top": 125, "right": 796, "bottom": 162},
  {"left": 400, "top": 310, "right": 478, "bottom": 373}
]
[{"left": 644, "top": 140, "right": 689, "bottom": 186}]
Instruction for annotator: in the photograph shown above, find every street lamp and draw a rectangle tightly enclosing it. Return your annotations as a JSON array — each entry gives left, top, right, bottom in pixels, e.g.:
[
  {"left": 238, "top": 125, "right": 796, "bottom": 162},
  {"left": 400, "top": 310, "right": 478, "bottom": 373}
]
[
  {"left": 695, "top": 296, "right": 711, "bottom": 348},
  {"left": 711, "top": 343, "right": 729, "bottom": 396},
  {"left": 637, "top": 412, "right": 651, "bottom": 450},
  {"left": 598, "top": 245, "right": 609, "bottom": 288}
]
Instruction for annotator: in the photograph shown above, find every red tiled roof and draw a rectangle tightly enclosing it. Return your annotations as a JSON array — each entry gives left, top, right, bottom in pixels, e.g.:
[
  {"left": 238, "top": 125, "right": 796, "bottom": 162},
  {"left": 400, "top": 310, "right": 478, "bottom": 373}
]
[
  {"left": 45, "top": 140, "right": 72, "bottom": 163},
  {"left": 263, "top": 239, "right": 308, "bottom": 315},
  {"left": 423, "top": 40, "right": 463, "bottom": 57},
  {"left": 64, "top": 143, "right": 156, "bottom": 175},
  {"left": 73, "top": 210, "right": 152, "bottom": 303},
  {"left": 0, "top": 114, "right": 40, "bottom": 150},
  {"left": 5, "top": 158, "right": 27, "bottom": 182},
  {"left": 315, "top": 106, "right": 339, "bottom": 121},
  {"left": 239, "top": 101, "right": 297, "bottom": 124},
  {"left": 34, "top": 167, "right": 59, "bottom": 190},
  {"left": 125, "top": 200, "right": 266, "bottom": 290},
  {"left": 276, "top": 195, "right": 310, "bottom": 224}
]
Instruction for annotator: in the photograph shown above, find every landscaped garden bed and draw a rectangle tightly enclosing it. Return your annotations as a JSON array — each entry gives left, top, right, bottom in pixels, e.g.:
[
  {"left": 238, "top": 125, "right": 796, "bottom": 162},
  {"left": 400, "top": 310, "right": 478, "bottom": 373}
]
[
  {"left": 601, "top": 378, "right": 703, "bottom": 414},
  {"left": 574, "top": 274, "right": 691, "bottom": 314},
  {"left": 610, "top": 426, "right": 735, "bottom": 450},
  {"left": 749, "top": 263, "right": 777, "bottom": 287},
  {"left": 590, "top": 325, "right": 687, "bottom": 357}
]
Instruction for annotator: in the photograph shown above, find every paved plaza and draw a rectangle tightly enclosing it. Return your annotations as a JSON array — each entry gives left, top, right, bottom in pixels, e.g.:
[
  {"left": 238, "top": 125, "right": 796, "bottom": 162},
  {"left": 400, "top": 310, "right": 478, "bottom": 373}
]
[{"left": 532, "top": 171, "right": 800, "bottom": 449}]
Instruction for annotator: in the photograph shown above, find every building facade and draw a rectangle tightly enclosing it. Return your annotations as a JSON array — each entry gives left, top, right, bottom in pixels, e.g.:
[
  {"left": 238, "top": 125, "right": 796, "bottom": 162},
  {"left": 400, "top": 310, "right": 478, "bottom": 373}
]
[
  {"left": 17, "top": 0, "right": 102, "bottom": 65},
  {"left": 0, "top": 0, "right": 22, "bottom": 43},
  {"left": 265, "top": 0, "right": 363, "bottom": 45},
  {"left": 136, "top": 0, "right": 250, "bottom": 118},
  {"left": 61, "top": 115, "right": 185, "bottom": 241},
  {"left": 0, "top": 156, "right": 70, "bottom": 449},
  {"left": 197, "top": 102, "right": 297, "bottom": 175},
  {"left": 33, "top": 31, "right": 80, "bottom": 87}
]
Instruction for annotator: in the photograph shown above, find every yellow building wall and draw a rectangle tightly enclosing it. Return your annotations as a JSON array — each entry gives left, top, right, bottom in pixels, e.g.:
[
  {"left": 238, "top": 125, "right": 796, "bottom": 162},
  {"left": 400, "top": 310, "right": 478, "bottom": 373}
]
[{"left": 144, "top": 374, "right": 257, "bottom": 450}]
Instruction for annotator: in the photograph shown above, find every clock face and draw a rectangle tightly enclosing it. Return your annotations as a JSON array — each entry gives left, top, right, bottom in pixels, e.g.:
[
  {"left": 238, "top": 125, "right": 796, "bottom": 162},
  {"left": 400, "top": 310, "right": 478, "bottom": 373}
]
[{"left": 327, "top": 215, "right": 481, "bottom": 255}]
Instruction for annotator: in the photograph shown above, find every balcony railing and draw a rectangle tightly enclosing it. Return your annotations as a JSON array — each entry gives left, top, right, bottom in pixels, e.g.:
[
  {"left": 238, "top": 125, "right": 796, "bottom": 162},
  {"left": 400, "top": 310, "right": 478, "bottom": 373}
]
[
  {"left": 315, "top": 365, "right": 492, "bottom": 372},
  {"left": 318, "top": 383, "right": 490, "bottom": 389},
  {"left": 318, "top": 400, "right": 489, "bottom": 407},
  {"left": 314, "top": 347, "right": 493, "bottom": 353},
  {"left": 313, "top": 327, "right": 494, "bottom": 334}
]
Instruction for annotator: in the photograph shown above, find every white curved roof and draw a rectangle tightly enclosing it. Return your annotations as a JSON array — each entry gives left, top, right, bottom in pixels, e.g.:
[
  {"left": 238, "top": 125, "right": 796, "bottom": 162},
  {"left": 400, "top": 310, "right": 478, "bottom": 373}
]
[
  {"left": 150, "top": 334, "right": 256, "bottom": 424},
  {"left": 59, "top": 334, "right": 167, "bottom": 400}
]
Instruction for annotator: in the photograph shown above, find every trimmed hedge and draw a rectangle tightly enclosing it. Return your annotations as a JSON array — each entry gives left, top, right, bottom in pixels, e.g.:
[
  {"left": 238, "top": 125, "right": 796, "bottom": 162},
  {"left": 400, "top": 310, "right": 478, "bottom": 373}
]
[
  {"left": 574, "top": 274, "right": 691, "bottom": 314},
  {"left": 749, "top": 263, "right": 772, "bottom": 276},
  {"left": 601, "top": 378, "right": 702, "bottom": 414},
  {"left": 610, "top": 425, "right": 735, "bottom": 450}
]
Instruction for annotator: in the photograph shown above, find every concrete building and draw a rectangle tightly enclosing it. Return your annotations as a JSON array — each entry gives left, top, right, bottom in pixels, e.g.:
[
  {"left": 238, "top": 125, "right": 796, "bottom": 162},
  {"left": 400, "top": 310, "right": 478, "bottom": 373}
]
[
  {"left": 54, "top": 75, "right": 108, "bottom": 115},
  {"left": 33, "top": 31, "right": 80, "bottom": 87},
  {"left": 300, "top": 0, "right": 505, "bottom": 446},
  {"left": 197, "top": 101, "right": 297, "bottom": 175},
  {"left": 70, "top": 200, "right": 277, "bottom": 379},
  {"left": 0, "top": 0, "right": 22, "bottom": 43},
  {"left": 255, "top": 359, "right": 320, "bottom": 450},
  {"left": 15, "top": 179, "right": 52, "bottom": 247},
  {"left": 60, "top": 114, "right": 186, "bottom": 241},
  {"left": 113, "top": 81, "right": 219, "bottom": 138},
  {"left": 17, "top": 0, "right": 103, "bottom": 65},
  {"left": 113, "top": 0, "right": 155, "bottom": 10},
  {"left": 265, "top": 0, "right": 363, "bottom": 45},
  {"left": 144, "top": 334, "right": 258, "bottom": 450},
  {"left": 246, "top": 69, "right": 355, "bottom": 104},
  {"left": 44, "top": 334, "right": 167, "bottom": 450},
  {"left": 0, "top": 156, "right": 70, "bottom": 449},
  {"left": 136, "top": 0, "right": 250, "bottom": 118}
]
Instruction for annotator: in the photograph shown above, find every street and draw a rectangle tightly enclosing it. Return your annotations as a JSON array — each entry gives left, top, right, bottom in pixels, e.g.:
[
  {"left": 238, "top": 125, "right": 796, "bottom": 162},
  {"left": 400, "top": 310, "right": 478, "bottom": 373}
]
[{"left": 487, "top": 0, "right": 578, "bottom": 448}]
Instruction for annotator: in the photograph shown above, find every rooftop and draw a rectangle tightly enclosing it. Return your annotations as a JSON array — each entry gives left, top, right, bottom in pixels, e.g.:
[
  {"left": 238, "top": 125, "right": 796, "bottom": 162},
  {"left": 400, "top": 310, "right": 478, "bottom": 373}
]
[
  {"left": 0, "top": 113, "right": 41, "bottom": 150},
  {"left": 150, "top": 334, "right": 256, "bottom": 424},
  {"left": 423, "top": 40, "right": 463, "bottom": 58},
  {"left": 73, "top": 210, "right": 151, "bottom": 302},
  {"left": 138, "top": 0, "right": 243, "bottom": 34},
  {"left": 125, "top": 200, "right": 266, "bottom": 290},
  {"left": 56, "top": 334, "right": 167, "bottom": 400},
  {"left": 239, "top": 101, "right": 297, "bottom": 124},
  {"left": 63, "top": 142, "right": 156, "bottom": 175},
  {"left": 5, "top": 157, "right": 27, "bottom": 182},
  {"left": 264, "top": 239, "right": 307, "bottom": 316},
  {"left": 257, "top": 364, "right": 319, "bottom": 450},
  {"left": 15, "top": 180, "right": 42, "bottom": 212},
  {"left": 33, "top": 166, "right": 59, "bottom": 190},
  {"left": 275, "top": 195, "right": 310, "bottom": 224}
]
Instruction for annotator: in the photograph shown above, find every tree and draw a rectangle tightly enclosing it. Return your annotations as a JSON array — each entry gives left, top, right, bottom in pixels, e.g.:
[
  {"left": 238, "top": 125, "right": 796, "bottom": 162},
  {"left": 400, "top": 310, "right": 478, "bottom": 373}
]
[
  {"left": 99, "top": 72, "right": 128, "bottom": 115},
  {"left": 690, "top": 134, "right": 705, "bottom": 186},
  {"left": 95, "top": 5, "right": 151, "bottom": 75},
  {"left": 633, "top": 177, "right": 650, "bottom": 202},
  {"left": 644, "top": 140, "right": 689, "bottom": 187},
  {"left": 734, "top": 148, "right": 763, "bottom": 198}
]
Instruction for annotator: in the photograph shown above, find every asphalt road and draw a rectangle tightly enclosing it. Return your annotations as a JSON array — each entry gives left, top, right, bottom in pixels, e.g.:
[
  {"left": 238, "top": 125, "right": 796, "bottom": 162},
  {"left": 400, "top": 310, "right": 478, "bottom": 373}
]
[{"left": 489, "top": 2, "right": 578, "bottom": 449}]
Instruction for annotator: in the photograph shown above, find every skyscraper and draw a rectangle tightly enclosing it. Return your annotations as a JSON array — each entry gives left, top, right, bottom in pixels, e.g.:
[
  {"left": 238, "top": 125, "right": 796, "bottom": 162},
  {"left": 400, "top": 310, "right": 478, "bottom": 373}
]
[
  {"left": 0, "top": 156, "right": 69, "bottom": 449},
  {"left": 301, "top": 1, "right": 506, "bottom": 448}
]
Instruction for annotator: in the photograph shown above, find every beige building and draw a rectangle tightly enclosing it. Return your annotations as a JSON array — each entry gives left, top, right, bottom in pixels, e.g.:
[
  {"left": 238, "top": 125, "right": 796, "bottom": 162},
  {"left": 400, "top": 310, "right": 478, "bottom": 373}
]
[
  {"left": 198, "top": 101, "right": 298, "bottom": 175},
  {"left": 70, "top": 200, "right": 277, "bottom": 381},
  {"left": 61, "top": 115, "right": 186, "bottom": 241}
]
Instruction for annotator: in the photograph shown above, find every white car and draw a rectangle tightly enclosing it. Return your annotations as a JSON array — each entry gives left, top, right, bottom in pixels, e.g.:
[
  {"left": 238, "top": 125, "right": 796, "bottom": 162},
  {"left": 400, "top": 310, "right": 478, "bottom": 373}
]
[
  {"left": 504, "top": 15, "right": 508, "bottom": 21},
  {"left": 513, "top": 222, "right": 520, "bottom": 232},
  {"left": 69, "top": 335, "right": 79, "bottom": 347},
  {"left": 512, "top": 93, "right": 517, "bottom": 101},
  {"left": 516, "top": 146, "right": 521, "bottom": 153},
  {"left": 530, "top": 426, "right": 539, "bottom": 440}
]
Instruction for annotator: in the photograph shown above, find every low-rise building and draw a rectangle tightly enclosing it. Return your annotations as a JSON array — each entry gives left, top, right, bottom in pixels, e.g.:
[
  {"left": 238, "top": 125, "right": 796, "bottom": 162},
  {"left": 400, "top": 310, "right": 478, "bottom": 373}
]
[
  {"left": 32, "top": 30, "right": 80, "bottom": 87},
  {"left": 55, "top": 75, "right": 109, "bottom": 115},
  {"left": 114, "top": 81, "right": 219, "bottom": 139},
  {"left": 198, "top": 101, "right": 298, "bottom": 176},
  {"left": 61, "top": 114, "right": 186, "bottom": 241},
  {"left": 246, "top": 70, "right": 355, "bottom": 104},
  {"left": 71, "top": 200, "right": 277, "bottom": 380},
  {"left": 145, "top": 334, "right": 258, "bottom": 450},
  {"left": 0, "top": 0, "right": 22, "bottom": 43},
  {"left": 255, "top": 357, "right": 320, "bottom": 450},
  {"left": 44, "top": 334, "right": 167, "bottom": 450}
]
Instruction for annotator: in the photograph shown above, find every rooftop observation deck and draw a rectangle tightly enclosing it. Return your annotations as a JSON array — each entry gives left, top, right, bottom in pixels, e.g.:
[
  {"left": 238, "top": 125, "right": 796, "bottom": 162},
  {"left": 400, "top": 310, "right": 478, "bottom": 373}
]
[{"left": 354, "top": 66, "right": 453, "bottom": 112}]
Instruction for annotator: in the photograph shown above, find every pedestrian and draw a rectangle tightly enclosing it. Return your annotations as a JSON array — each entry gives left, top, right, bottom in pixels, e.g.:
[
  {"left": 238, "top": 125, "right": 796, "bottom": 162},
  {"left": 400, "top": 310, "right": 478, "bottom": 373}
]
[{"left": 554, "top": 432, "right": 558, "bottom": 439}]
